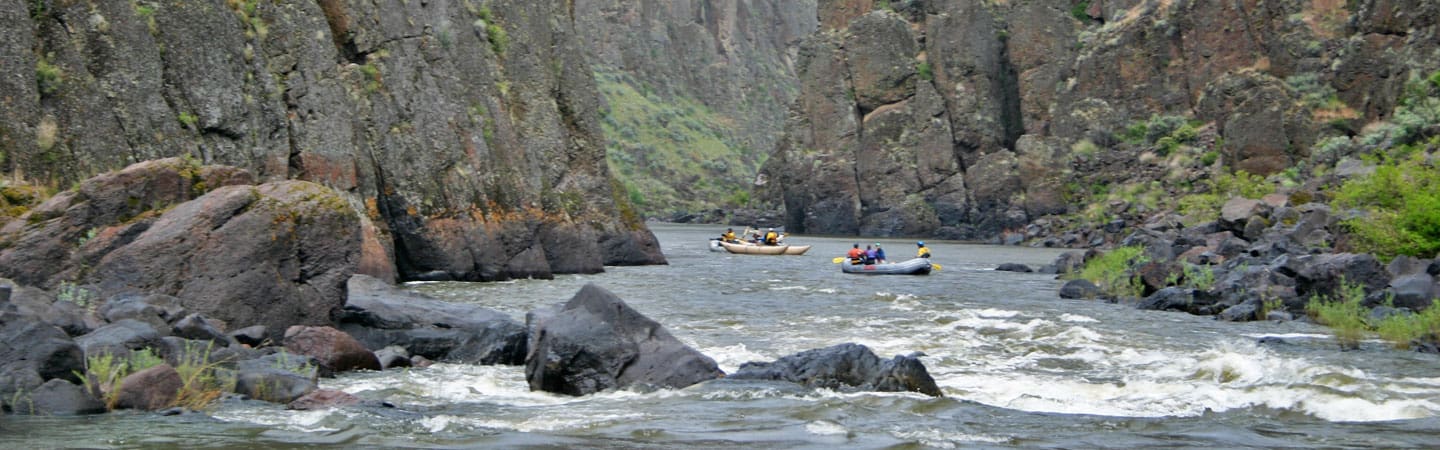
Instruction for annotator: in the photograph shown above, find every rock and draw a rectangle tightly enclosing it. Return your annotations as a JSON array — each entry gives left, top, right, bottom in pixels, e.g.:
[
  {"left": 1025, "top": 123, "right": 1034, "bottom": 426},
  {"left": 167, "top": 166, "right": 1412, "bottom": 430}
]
[
  {"left": 287, "top": 389, "right": 361, "bottom": 410},
  {"left": 1387, "top": 273, "right": 1437, "bottom": 310},
  {"left": 727, "top": 343, "right": 942, "bottom": 397},
  {"left": 283, "top": 326, "right": 381, "bottom": 375},
  {"left": 338, "top": 275, "right": 526, "bottom": 365},
  {"left": 229, "top": 326, "right": 267, "bottom": 347},
  {"left": 374, "top": 346, "right": 412, "bottom": 370},
  {"left": 995, "top": 263, "right": 1033, "bottom": 273},
  {"left": 525, "top": 284, "right": 722, "bottom": 396},
  {"left": 16, "top": 379, "right": 107, "bottom": 416},
  {"left": 74, "top": 319, "right": 165, "bottom": 359},
  {"left": 1137, "top": 287, "right": 1196, "bottom": 313},
  {"left": 1218, "top": 299, "right": 1262, "bottom": 322},
  {"left": 172, "top": 314, "right": 233, "bottom": 347},
  {"left": 1284, "top": 253, "right": 1390, "bottom": 300},
  {"left": 1220, "top": 198, "right": 1266, "bottom": 233},
  {"left": 1051, "top": 251, "right": 1087, "bottom": 275},
  {"left": 0, "top": 310, "right": 85, "bottom": 398},
  {"left": 93, "top": 181, "right": 362, "bottom": 343},
  {"left": 1059, "top": 279, "right": 1102, "bottom": 300},
  {"left": 100, "top": 293, "right": 188, "bottom": 326},
  {"left": 234, "top": 369, "right": 316, "bottom": 404},
  {"left": 233, "top": 351, "right": 321, "bottom": 403},
  {"left": 114, "top": 364, "right": 182, "bottom": 411}
]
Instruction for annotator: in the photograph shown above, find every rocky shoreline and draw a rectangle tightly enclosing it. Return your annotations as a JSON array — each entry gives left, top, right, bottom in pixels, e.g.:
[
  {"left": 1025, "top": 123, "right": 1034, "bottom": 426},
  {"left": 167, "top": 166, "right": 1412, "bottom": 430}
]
[
  {"left": 1037, "top": 195, "right": 1440, "bottom": 351},
  {"left": 1, "top": 160, "right": 938, "bottom": 416}
]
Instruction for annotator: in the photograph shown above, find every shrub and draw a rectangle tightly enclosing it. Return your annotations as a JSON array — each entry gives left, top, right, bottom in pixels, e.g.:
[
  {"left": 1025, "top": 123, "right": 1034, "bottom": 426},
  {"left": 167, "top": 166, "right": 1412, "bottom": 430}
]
[
  {"left": 1333, "top": 153, "right": 1440, "bottom": 259},
  {"left": 916, "top": 61, "right": 933, "bottom": 81},
  {"left": 1182, "top": 263, "right": 1215, "bottom": 291},
  {"left": 1305, "top": 278, "right": 1369, "bottom": 350},
  {"left": 36, "top": 58, "right": 63, "bottom": 96},
  {"left": 1073, "top": 246, "right": 1147, "bottom": 299}
]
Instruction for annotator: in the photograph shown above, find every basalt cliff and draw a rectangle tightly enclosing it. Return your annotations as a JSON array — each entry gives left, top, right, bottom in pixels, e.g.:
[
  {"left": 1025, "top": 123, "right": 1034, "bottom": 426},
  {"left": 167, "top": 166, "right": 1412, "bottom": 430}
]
[
  {"left": 759, "top": 0, "right": 1439, "bottom": 242},
  {"left": 0, "top": 0, "right": 665, "bottom": 284}
]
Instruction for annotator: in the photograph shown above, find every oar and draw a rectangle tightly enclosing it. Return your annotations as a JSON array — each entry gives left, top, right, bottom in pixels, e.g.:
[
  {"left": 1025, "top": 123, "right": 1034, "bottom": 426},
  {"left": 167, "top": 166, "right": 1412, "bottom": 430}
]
[
  {"left": 832, "top": 257, "right": 845, "bottom": 264},
  {"left": 930, "top": 263, "right": 942, "bottom": 271}
]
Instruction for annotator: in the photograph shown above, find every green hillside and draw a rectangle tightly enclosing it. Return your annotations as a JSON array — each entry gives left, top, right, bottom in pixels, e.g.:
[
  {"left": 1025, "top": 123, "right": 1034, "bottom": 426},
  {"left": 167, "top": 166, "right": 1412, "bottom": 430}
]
[{"left": 596, "top": 71, "right": 764, "bottom": 219}]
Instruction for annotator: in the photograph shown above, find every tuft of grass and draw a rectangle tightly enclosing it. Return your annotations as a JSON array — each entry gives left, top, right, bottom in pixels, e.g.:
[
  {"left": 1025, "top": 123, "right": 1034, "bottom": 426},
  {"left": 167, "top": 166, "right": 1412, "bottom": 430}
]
[
  {"left": 76, "top": 349, "right": 165, "bottom": 410},
  {"left": 171, "top": 341, "right": 236, "bottom": 410},
  {"left": 916, "top": 61, "right": 933, "bottom": 81},
  {"left": 1182, "top": 263, "right": 1216, "bottom": 291},
  {"left": 1305, "top": 278, "right": 1370, "bottom": 350},
  {"left": 36, "top": 57, "right": 63, "bottom": 96}
]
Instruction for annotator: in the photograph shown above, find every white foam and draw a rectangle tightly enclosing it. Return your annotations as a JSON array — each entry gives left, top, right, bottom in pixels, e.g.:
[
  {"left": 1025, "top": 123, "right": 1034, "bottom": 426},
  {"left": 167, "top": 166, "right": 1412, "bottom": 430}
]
[
  {"left": 1059, "top": 313, "right": 1098, "bottom": 323},
  {"left": 805, "top": 420, "right": 848, "bottom": 435}
]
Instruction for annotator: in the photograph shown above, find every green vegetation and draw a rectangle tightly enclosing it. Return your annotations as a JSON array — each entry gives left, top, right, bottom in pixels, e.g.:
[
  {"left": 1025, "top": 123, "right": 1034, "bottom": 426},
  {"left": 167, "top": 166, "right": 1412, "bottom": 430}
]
[
  {"left": 916, "top": 61, "right": 933, "bottom": 81},
  {"left": 474, "top": 6, "right": 508, "bottom": 55},
  {"left": 1177, "top": 170, "right": 1274, "bottom": 221},
  {"left": 1181, "top": 263, "right": 1216, "bottom": 291},
  {"left": 1071, "top": 0, "right": 1092, "bottom": 21},
  {"left": 1071, "top": 245, "right": 1147, "bottom": 299},
  {"left": 36, "top": 57, "right": 63, "bottom": 97},
  {"left": 77, "top": 349, "right": 164, "bottom": 410},
  {"left": 1375, "top": 304, "right": 1440, "bottom": 350},
  {"left": 177, "top": 111, "right": 199, "bottom": 128},
  {"left": 1332, "top": 152, "right": 1440, "bottom": 259},
  {"left": 595, "top": 71, "right": 762, "bottom": 218},
  {"left": 1305, "top": 278, "right": 1370, "bottom": 350}
]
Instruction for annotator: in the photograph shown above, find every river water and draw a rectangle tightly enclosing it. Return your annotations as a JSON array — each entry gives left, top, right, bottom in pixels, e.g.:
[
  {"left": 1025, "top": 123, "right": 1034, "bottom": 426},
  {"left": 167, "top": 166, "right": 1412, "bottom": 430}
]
[{"left": 4, "top": 223, "right": 1440, "bottom": 448}]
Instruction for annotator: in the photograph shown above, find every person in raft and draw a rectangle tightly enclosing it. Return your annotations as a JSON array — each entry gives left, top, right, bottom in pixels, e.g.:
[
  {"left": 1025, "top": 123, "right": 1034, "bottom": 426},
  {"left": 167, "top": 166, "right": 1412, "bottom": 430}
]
[
  {"left": 764, "top": 228, "right": 780, "bottom": 245},
  {"left": 847, "top": 243, "right": 865, "bottom": 264},
  {"left": 873, "top": 243, "right": 887, "bottom": 264},
  {"left": 721, "top": 228, "right": 738, "bottom": 243},
  {"left": 916, "top": 241, "right": 931, "bottom": 258}
]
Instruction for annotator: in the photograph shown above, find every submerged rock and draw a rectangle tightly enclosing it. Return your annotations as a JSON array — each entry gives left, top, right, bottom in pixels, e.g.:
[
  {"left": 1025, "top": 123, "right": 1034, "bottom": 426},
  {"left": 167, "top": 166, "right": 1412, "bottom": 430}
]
[
  {"left": 728, "top": 343, "right": 942, "bottom": 397},
  {"left": 339, "top": 275, "right": 526, "bottom": 365}
]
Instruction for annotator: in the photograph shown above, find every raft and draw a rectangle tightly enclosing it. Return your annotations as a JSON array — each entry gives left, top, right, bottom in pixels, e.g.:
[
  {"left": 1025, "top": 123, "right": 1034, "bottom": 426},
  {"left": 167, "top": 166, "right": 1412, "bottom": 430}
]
[
  {"left": 717, "top": 240, "right": 811, "bottom": 255},
  {"left": 841, "top": 258, "right": 934, "bottom": 275}
]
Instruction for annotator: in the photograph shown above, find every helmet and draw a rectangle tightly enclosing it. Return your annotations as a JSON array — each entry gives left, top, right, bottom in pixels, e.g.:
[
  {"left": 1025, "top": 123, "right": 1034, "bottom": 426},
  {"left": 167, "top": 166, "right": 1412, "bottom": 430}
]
[
  {"left": 769, "top": 228, "right": 774, "bottom": 231},
  {"left": 874, "top": 243, "right": 881, "bottom": 247},
  {"left": 917, "top": 241, "right": 925, "bottom": 246}
]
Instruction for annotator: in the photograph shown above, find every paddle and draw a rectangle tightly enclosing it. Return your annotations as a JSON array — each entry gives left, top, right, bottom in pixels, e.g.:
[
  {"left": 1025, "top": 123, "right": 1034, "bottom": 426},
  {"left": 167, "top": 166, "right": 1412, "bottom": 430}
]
[
  {"left": 930, "top": 263, "right": 942, "bottom": 271},
  {"left": 832, "top": 257, "right": 845, "bottom": 263}
]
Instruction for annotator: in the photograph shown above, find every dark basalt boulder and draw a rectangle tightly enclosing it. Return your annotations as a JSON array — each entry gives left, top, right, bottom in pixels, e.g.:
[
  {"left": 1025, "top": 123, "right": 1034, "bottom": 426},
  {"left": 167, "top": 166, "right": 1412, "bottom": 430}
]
[
  {"left": 996, "top": 263, "right": 1034, "bottom": 273},
  {"left": 1059, "top": 279, "right": 1102, "bottom": 300},
  {"left": 17, "top": 378, "right": 106, "bottom": 416},
  {"left": 0, "top": 309, "right": 86, "bottom": 407},
  {"left": 525, "top": 283, "right": 722, "bottom": 396},
  {"left": 339, "top": 275, "right": 527, "bottom": 365},
  {"left": 283, "top": 326, "right": 381, "bottom": 375},
  {"left": 74, "top": 319, "right": 166, "bottom": 359},
  {"left": 727, "top": 343, "right": 942, "bottom": 397},
  {"left": 1138, "top": 287, "right": 1197, "bottom": 313}
]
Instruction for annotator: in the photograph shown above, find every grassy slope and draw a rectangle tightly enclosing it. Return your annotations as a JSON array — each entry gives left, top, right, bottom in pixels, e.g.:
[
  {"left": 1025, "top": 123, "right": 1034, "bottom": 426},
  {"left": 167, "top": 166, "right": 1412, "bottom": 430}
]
[{"left": 595, "top": 71, "right": 762, "bottom": 218}]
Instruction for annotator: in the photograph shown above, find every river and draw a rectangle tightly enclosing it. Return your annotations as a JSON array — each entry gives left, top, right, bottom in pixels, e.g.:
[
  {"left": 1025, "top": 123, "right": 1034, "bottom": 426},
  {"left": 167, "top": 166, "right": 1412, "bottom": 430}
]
[{"left": 4, "top": 223, "right": 1439, "bottom": 448}]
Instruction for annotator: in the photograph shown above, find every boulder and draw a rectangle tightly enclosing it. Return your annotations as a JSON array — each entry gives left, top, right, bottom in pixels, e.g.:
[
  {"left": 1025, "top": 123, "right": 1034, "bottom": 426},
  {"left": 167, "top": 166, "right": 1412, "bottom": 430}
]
[
  {"left": 525, "top": 284, "right": 722, "bottom": 396},
  {"left": 283, "top": 326, "right": 381, "bottom": 375},
  {"left": 171, "top": 314, "right": 233, "bottom": 347},
  {"left": 996, "top": 263, "right": 1033, "bottom": 273},
  {"left": 338, "top": 274, "right": 526, "bottom": 365},
  {"left": 1137, "top": 287, "right": 1196, "bottom": 313},
  {"left": 1219, "top": 198, "right": 1266, "bottom": 233},
  {"left": 374, "top": 346, "right": 413, "bottom": 370},
  {"left": 15, "top": 379, "right": 106, "bottom": 416},
  {"left": 1281, "top": 253, "right": 1390, "bottom": 300},
  {"left": 1387, "top": 273, "right": 1436, "bottom": 311},
  {"left": 1218, "top": 299, "right": 1262, "bottom": 322},
  {"left": 233, "top": 351, "right": 321, "bottom": 403},
  {"left": 727, "top": 343, "right": 942, "bottom": 397},
  {"left": 74, "top": 319, "right": 165, "bottom": 359},
  {"left": 229, "top": 326, "right": 267, "bottom": 347},
  {"left": 91, "top": 181, "right": 362, "bottom": 343},
  {"left": 2, "top": 280, "right": 94, "bottom": 336},
  {"left": 114, "top": 364, "right": 182, "bottom": 411},
  {"left": 1051, "top": 251, "right": 1088, "bottom": 275},
  {"left": 1059, "top": 279, "right": 1102, "bottom": 300},
  {"left": 0, "top": 310, "right": 86, "bottom": 403}
]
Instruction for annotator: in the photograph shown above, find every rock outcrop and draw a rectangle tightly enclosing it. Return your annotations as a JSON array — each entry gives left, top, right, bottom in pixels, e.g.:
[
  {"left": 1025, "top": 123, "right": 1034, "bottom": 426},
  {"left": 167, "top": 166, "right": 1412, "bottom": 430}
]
[
  {"left": 1, "top": 0, "right": 664, "bottom": 283},
  {"left": 762, "top": 0, "right": 1440, "bottom": 242}
]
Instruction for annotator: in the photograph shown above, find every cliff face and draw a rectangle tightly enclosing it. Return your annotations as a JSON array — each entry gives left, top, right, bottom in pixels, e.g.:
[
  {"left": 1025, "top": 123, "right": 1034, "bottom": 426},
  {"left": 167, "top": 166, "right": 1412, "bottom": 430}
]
[
  {"left": 761, "top": 0, "right": 1440, "bottom": 241},
  {"left": 575, "top": 0, "right": 816, "bottom": 220},
  {"left": 0, "top": 0, "right": 664, "bottom": 281}
]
